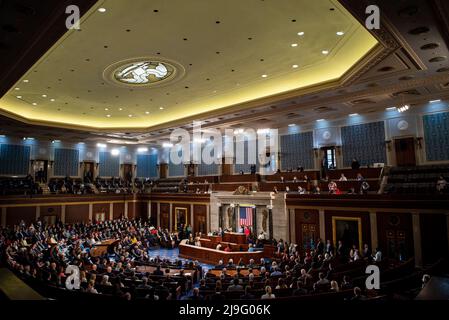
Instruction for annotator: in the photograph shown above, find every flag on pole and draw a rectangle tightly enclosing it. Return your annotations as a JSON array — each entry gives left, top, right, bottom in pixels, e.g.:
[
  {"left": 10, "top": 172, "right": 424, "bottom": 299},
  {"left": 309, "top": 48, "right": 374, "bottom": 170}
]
[{"left": 239, "top": 206, "right": 253, "bottom": 227}]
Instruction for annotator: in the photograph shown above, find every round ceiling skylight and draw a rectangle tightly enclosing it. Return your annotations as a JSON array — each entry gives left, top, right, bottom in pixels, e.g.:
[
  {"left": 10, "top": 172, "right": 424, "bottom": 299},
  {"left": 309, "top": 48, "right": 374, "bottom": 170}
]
[{"left": 103, "top": 57, "right": 185, "bottom": 87}]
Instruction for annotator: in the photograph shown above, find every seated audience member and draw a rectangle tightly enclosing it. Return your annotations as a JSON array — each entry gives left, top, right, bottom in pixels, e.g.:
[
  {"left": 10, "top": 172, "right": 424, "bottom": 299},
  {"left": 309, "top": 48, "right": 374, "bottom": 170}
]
[
  {"left": 330, "top": 280, "right": 340, "bottom": 292},
  {"left": 436, "top": 175, "right": 447, "bottom": 192},
  {"left": 341, "top": 276, "right": 353, "bottom": 290},
  {"left": 216, "top": 260, "right": 225, "bottom": 269},
  {"left": 227, "top": 278, "right": 243, "bottom": 292},
  {"left": 422, "top": 274, "right": 431, "bottom": 288},
  {"left": 100, "top": 275, "right": 112, "bottom": 286},
  {"left": 312, "top": 185, "right": 321, "bottom": 194},
  {"left": 224, "top": 244, "right": 231, "bottom": 252},
  {"left": 216, "top": 243, "right": 222, "bottom": 251},
  {"left": 226, "top": 259, "right": 235, "bottom": 268},
  {"left": 285, "top": 186, "right": 290, "bottom": 193},
  {"left": 209, "top": 281, "right": 225, "bottom": 301},
  {"left": 373, "top": 248, "right": 382, "bottom": 262},
  {"left": 356, "top": 173, "right": 364, "bottom": 181},
  {"left": 360, "top": 181, "right": 370, "bottom": 194},
  {"left": 351, "top": 158, "right": 360, "bottom": 170},
  {"left": 293, "top": 281, "right": 308, "bottom": 296},
  {"left": 339, "top": 173, "right": 348, "bottom": 181},
  {"left": 240, "top": 286, "right": 255, "bottom": 300},
  {"left": 351, "top": 287, "right": 367, "bottom": 301},
  {"left": 362, "top": 244, "right": 372, "bottom": 260},
  {"left": 153, "top": 265, "right": 164, "bottom": 276},
  {"left": 280, "top": 176, "right": 285, "bottom": 183},
  {"left": 275, "top": 278, "right": 288, "bottom": 289},
  {"left": 297, "top": 185, "right": 306, "bottom": 194},
  {"left": 261, "top": 286, "right": 276, "bottom": 299},
  {"left": 347, "top": 187, "right": 356, "bottom": 194},
  {"left": 273, "top": 186, "right": 279, "bottom": 194},
  {"left": 313, "top": 272, "right": 330, "bottom": 291},
  {"left": 328, "top": 181, "right": 338, "bottom": 194},
  {"left": 86, "top": 280, "right": 98, "bottom": 294},
  {"left": 188, "top": 287, "right": 203, "bottom": 300}
]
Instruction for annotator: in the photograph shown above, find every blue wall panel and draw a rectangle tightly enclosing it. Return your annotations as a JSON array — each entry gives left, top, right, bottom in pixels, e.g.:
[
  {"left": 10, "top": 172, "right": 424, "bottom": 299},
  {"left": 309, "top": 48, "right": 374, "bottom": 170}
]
[
  {"left": 99, "top": 151, "right": 120, "bottom": 177},
  {"left": 0, "top": 144, "right": 30, "bottom": 175},
  {"left": 136, "top": 154, "right": 158, "bottom": 178},
  {"left": 54, "top": 148, "right": 79, "bottom": 176},
  {"left": 280, "top": 132, "right": 314, "bottom": 170},
  {"left": 341, "top": 121, "right": 386, "bottom": 166},
  {"left": 423, "top": 112, "right": 449, "bottom": 161}
]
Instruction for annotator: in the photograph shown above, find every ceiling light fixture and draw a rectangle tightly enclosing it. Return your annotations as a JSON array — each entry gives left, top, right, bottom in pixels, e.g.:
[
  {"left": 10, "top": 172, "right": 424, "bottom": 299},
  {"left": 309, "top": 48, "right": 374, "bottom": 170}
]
[
  {"left": 145, "top": 111, "right": 150, "bottom": 114},
  {"left": 16, "top": 96, "right": 22, "bottom": 99},
  {"left": 349, "top": 113, "right": 359, "bottom": 117},
  {"left": 292, "top": 64, "right": 299, "bottom": 68},
  {"left": 297, "top": 32, "right": 304, "bottom": 36},
  {"left": 119, "top": 108, "right": 123, "bottom": 111},
  {"left": 104, "top": 108, "right": 109, "bottom": 111},
  {"left": 159, "top": 107, "right": 164, "bottom": 110},
  {"left": 162, "top": 142, "right": 173, "bottom": 148},
  {"left": 322, "top": 50, "right": 329, "bottom": 55},
  {"left": 32, "top": 102, "right": 37, "bottom": 106},
  {"left": 97, "top": 143, "right": 107, "bottom": 148},
  {"left": 429, "top": 99, "right": 441, "bottom": 103},
  {"left": 336, "top": 31, "right": 345, "bottom": 36},
  {"left": 233, "top": 129, "right": 244, "bottom": 135},
  {"left": 42, "top": 94, "right": 47, "bottom": 98},
  {"left": 111, "top": 149, "right": 120, "bottom": 156},
  {"left": 23, "top": 80, "right": 29, "bottom": 83},
  {"left": 14, "top": 88, "right": 20, "bottom": 90},
  {"left": 106, "top": 114, "right": 111, "bottom": 117},
  {"left": 397, "top": 104, "right": 410, "bottom": 113},
  {"left": 288, "top": 124, "right": 296, "bottom": 127},
  {"left": 261, "top": 74, "right": 268, "bottom": 78},
  {"left": 51, "top": 140, "right": 61, "bottom": 144},
  {"left": 98, "top": 8, "right": 106, "bottom": 12},
  {"left": 291, "top": 43, "right": 298, "bottom": 47},
  {"left": 316, "top": 119, "right": 325, "bottom": 122},
  {"left": 386, "top": 107, "right": 397, "bottom": 111},
  {"left": 50, "top": 99, "right": 55, "bottom": 102},
  {"left": 128, "top": 114, "right": 133, "bottom": 117},
  {"left": 137, "top": 147, "right": 149, "bottom": 153}
]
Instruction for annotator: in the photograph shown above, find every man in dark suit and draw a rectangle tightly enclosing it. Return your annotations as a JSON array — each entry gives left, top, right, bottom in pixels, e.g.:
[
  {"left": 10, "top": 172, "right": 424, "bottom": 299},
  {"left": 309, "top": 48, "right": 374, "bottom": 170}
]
[{"left": 153, "top": 265, "right": 164, "bottom": 276}]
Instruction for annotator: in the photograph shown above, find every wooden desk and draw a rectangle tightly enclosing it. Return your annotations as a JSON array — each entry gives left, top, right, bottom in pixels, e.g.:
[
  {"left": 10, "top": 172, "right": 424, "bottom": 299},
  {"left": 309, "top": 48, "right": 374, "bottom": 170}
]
[
  {"left": 135, "top": 265, "right": 195, "bottom": 277},
  {"left": 178, "top": 240, "right": 266, "bottom": 265},
  {"left": 223, "top": 232, "right": 247, "bottom": 244},
  {"left": 208, "top": 268, "right": 261, "bottom": 277},
  {"left": 90, "top": 239, "right": 119, "bottom": 257}
]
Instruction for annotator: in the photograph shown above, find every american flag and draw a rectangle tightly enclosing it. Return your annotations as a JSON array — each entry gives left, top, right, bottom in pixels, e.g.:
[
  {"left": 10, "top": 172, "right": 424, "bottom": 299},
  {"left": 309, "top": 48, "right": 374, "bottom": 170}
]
[{"left": 239, "top": 206, "right": 253, "bottom": 226}]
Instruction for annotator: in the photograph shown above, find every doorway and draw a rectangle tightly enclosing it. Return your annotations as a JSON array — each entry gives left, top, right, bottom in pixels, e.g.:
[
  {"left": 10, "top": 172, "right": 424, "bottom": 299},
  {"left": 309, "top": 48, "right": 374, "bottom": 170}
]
[
  {"left": 394, "top": 137, "right": 416, "bottom": 166},
  {"left": 123, "top": 164, "right": 133, "bottom": 183},
  {"left": 83, "top": 161, "right": 94, "bottom": 183},
  {"left": 33, "top": 160, "right": 48, "bottom": 183}
]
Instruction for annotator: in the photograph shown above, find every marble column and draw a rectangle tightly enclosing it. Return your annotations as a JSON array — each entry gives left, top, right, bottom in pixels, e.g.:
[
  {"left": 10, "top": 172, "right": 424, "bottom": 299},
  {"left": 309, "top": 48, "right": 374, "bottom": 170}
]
[
  {"left": 88, "top": 203, "right": 93, "bottom": 221},
  {"left": 109, "top": 203, "right": 114, "bottom": 220}
]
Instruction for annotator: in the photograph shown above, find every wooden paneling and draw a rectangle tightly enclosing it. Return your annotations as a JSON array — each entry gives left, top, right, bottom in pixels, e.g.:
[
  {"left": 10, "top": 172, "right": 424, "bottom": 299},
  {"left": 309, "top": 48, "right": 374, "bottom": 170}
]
[
  {"left": 193, "top": 204, "right": 207, "bottom": 234},
  {"left": 6, "top": 206, "right": 36, "bottom": 226},
  {"left": 65, "top": 204, "right": 89, "bottom": 223},
  {"left": 40, "top": 205, "right": 61, "bottom": 219},
  {"left": 294, "top": 209, "right": 319, "bottom": 253},
  {"left": 377, "top": 212, "right": 413, "bottom": 260},
  {"left": 93, "top": 203, "right": 109, "bottom": 221},
  {"left": 129, "top": 201, "right": 147, "bottom": 220},
  {"left": 150, "top": 202, "right": 158, "bottom": 225},
  {"left": 113, "top": 203, "right": 124, "bottom": 220},
  {"left": 160, "top": 203, "right": 170, "bottom": 230},
  {"left": 420, "top": 214, "right": 449, "bottom": 264}
]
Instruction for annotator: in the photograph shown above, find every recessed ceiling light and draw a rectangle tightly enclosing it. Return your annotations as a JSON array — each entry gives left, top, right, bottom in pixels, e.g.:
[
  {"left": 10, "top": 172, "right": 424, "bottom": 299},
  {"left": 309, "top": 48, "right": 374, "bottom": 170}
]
[
  {"left": 16, "top": 95, "right": 22, "bottom": 99},
  {"left": 386, "top": 107, "right": 397, "bottom": 111},
  {"left": 261, "top": 74, "right": 268, "bottom": 78},
  {"left": 291, "top": 43, "right": 298, "bottom": 47},
  {"left": 128, "top": 114, "right": 133, "bottom": 117},
  {"left": 292, "top": 64, "right": 299, "bottom": 68},
  {"left": 349, "top": 113, "right": 359, "bottom": 117},
  {"left": 50, "top": 98, "right": 55, "bottom": 102},
  {"left": 119, "top": 108, "right": 123, "bottom": 111},
  {"left": 106, "top": 114, "right": 111, "bottom": 117},
  {"left": 14, "top": 88, "right": 20, "bottom": 90},
  {"left": 288, "top": 124, "right": 296, "bottom": 127},
  {"left": 145, "top": 111, "right": 150, "bottom": 114},
  {"left": 42, "top": 94, "right": 47, "bottom": 98},
  {"left": 23, "top": 79, "right": 29, "bottom": 83},
  {"left": 429, "top": 99, "right": 441, "bottom": 103},
  {"left": 322, "top": 50, "right": 329, "bottom": 55},
  {"left": 51, "top": 140, "right": 61, "bottom": 144},
  {"left": 336, "top": 31, "right": 345, "bottom": 36},
  {"left": 98, "top": 8, "right": 106, "bottom": 13},
  {"left": 159, "top": 107, "right": 164, "bottom": 110},
  {"left": 32, "top": 102, "right": 37, "bottom": 106},
  {"left": 316, "top": 119, "right": 325, "bottom": 122},
  {"left": 297, "top": 32, "right": 304, "bottom": 36},
  {"left": 104, "top": 108, "right": 109, "bottom": 111},
  {"left": 97, "top": 143, "right": 107, "bottom": 148}
]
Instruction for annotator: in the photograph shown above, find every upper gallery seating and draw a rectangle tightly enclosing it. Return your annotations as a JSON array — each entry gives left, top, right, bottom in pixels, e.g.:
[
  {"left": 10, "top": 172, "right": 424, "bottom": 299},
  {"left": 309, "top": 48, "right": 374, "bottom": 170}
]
[
  {"left": 151, "top": 178, "right": 183, "bottom": 193},
  {"left": 0, "top": 177, "right": 39, "bottom": 195},
  {"left": 384, "top": 165, "right": 449, "bottom": 194}
]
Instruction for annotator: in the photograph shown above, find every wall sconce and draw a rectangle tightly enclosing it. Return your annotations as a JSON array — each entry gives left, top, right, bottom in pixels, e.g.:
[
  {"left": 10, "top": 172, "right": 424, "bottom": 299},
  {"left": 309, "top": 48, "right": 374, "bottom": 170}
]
[
  {"left": 416, "top": 137, "right": 423, "bottom": 149},
  {"left": 385, "top": 140, "right": 392, "bottom": 151}
]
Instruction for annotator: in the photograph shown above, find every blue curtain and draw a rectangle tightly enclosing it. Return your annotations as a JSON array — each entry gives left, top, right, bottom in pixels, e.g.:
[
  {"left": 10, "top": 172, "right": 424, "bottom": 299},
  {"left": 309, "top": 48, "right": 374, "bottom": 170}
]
[
  {"left": 136, "top": 154, "right": 158, "bottom": 178},
  {"left": 54, "top": 148, "right": 79, "bottom": 176},
  {"left": 99, "top": 151, "right": 120, "bottom": 177},
  {"left": 280, "top": 131, "right": 314, "bottom": 170},
  {"left": 0, "top": 144, "right": 30, "bottom": 175},
  {"left": 423, "top": 112, "right": 449, "bottom": 161}
]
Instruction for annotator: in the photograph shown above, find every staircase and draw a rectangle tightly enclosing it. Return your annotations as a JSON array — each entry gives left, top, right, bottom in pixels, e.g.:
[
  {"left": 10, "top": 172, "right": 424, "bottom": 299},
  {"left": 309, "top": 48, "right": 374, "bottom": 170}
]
[{"left": 39, "top": 183, "right": 51, "bottom": 195}]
